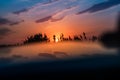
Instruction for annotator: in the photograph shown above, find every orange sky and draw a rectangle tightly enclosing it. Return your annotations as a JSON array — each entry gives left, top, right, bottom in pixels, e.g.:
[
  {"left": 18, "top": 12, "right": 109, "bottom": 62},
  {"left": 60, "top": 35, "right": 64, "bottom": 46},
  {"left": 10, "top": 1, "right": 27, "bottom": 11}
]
[
  {"left": 0, "top": 12, "right": 118, "bottom": 44},
  {"left": 0, "top": 0, "right": 120, "bottom": 45}
]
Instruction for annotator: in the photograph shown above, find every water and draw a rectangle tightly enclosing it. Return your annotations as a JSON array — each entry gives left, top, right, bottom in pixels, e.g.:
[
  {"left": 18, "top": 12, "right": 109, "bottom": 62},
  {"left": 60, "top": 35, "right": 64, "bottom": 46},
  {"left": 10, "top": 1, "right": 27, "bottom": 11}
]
[{"left": 0, "top": 41, "right": 117, "bottom": 64}]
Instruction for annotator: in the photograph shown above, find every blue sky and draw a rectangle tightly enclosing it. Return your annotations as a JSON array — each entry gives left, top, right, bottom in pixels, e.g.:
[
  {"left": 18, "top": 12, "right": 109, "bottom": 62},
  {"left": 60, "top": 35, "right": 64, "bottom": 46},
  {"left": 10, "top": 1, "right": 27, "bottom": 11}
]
[{"left": 0, "top": 0, "right": 46, "bottom": 16}]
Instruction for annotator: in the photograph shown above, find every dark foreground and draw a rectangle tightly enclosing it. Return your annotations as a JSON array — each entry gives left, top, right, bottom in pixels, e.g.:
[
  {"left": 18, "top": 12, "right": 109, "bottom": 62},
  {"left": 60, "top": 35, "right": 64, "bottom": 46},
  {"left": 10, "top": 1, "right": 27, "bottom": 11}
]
[{"left": 0, "top": 52, "right": 120, "bottom": 79}]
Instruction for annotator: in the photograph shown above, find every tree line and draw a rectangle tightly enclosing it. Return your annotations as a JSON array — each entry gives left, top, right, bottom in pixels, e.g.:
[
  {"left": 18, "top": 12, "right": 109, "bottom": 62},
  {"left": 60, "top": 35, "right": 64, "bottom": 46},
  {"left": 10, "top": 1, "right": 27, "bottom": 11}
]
[{"left": 23, "top": 32, "right": 98, "bottom": 44}]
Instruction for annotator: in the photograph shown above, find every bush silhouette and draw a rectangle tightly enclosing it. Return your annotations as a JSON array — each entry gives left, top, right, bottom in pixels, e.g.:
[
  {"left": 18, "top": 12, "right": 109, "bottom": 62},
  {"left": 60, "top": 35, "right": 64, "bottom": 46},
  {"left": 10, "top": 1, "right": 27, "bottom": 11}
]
[
  {"left": 24, "top": 33, "right": 49, "bottom": 44},
  {"left": 100, "top": 13, "right": 120, "bottom": 48}
]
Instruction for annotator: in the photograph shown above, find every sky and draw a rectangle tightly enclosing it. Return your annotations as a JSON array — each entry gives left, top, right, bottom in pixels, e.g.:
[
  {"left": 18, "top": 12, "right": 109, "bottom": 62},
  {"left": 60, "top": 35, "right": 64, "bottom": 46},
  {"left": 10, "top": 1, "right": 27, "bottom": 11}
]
[{"left": 0, "top": 0, "right": 120, "bottom": 44}]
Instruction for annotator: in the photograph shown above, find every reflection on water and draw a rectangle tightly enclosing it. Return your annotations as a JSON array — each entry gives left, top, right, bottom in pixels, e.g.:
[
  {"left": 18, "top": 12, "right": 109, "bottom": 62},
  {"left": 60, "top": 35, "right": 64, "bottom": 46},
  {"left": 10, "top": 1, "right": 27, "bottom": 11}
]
[{"left": 0, "top": 41, "right": 117, "bottom": 63}]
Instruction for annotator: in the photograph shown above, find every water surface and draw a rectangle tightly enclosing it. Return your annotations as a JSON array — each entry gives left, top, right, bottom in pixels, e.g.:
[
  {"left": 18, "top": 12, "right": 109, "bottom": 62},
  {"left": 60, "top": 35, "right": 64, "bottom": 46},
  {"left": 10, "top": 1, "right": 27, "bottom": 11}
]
[{"left": 0, "top": 41, "right": 117, "bottom": 64}]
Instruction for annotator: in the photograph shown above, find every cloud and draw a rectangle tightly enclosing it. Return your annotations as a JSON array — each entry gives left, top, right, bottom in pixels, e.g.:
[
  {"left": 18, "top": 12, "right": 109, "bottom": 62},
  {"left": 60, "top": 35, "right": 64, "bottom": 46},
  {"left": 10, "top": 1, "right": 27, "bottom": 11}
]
[
  {"left": 0, "top": 54, "right": 28, "bottom": 65},
  {"left": 0, "top": 16, "right": 24, "bottom": 26},
  {"left": 54, "top": 51, "right": 69, "bottom": 57},
  {"left": 12, "top": 55, "right": 28, "bottom": 59},
  {"left": 9, "top": 20, "right": 24, "bottom": 26},
  {"left": 0, "top": 18, "right": 11, "bottom": 25},
  {"left": 38, "top": 52, "right": 69, "bottom": 59},
  {"left": 38, "top": 53, "right": 57, "bottom": 59},
  {"left": 51, "top": 16, "right": 64, "bottom": 22},
  {"left": 0, "top": 28, "right": 12, "bottom": 38},
  {"left": 50, "top": 6, "right": 79, "bottom": 22},
  {"left": 42, "top": 0, "right": 60, "bottom": 5},
  {"left": 0, "top": 57, "right": 13, "bottom": 65},
  {"left": 1, "top": 0, "right": 120, "bottom": 26},
  {"left": 13, "top": 0, "right": 61, "bottom": 15},
  {"left": 13, "top": 9, "right": 29, "bottom": 15},
  {"left": 0, "top": 48, "right": 11, "bottom": 54},
  {"left": 13, "top": 0, "right": 59, "bottom": 15},
  {"left": 36, "top": 16, "right": 52, "bottom": 23},
  {"left": 4, "top": 0, "right": 79, "bottom": 23},
  {"left": 77, "top": 0, "right": 120, "bottom": 14}
]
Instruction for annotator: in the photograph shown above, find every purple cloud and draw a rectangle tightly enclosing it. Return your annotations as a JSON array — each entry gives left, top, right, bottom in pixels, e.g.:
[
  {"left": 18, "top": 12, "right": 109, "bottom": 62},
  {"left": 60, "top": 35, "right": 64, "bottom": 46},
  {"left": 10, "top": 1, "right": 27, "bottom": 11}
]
[
  {"left": 0, "top": 28, "right": 12, "bottom": 38},
  {"left": 13, "top": 9, "right": 29, "bottom": 15},
  {"left": 51, "top": 16, "right": 64, "bottom": 22},
  {"left": 77, "top": 0, "right": 120, "bottom": 14},
  {"left": 9, "top": 20, "right": 24, "bottom": 26},
  {"left": 36, "top": 16, "right": 52, "bottom": 23},
  {"left": 0, "top": 18, "right": 11, "bottom": 25}
]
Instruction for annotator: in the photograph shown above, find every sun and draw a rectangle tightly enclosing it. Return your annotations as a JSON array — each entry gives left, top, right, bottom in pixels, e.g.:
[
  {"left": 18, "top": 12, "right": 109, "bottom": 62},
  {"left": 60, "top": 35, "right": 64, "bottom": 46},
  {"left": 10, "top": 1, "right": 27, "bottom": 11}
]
[
  {"left": 51, "top": 33, "right": 60, "bottom": 42},
  {"left": 55, "top": 38, "right": 59, "bottom": 42}
]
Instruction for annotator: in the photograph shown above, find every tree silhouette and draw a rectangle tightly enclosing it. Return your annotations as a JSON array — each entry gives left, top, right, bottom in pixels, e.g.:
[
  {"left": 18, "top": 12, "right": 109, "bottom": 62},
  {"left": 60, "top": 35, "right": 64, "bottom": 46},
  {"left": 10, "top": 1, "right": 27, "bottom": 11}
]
[
  {"left": 60, "top": 33, "right": 64, "bottom": 41},
  {"left": 83, "top": 32, "right": 87, "bottom": 40},
  {"left": 53, "top": 35, "right": 56, "bottom": 42},
  {"left": 43, "top": 34, "right": 48, "bottom": 41},
  {"left": 74, "top": 35, "right": 81, "bottom": 41},
  {"left": 92, "top": 36, "right": 98, "bottom": 42},
  {"left": 24, "top": 33, "right": 49, "bottom": 44},
  {"left": 80, "top": 35, "right": 83, "bottom": 40},
  {"left": 100, "top": 13, "right": 120, "bottom": 48},
  {"left": 69, "top": 36, "right": 72, "bottom": 40}
]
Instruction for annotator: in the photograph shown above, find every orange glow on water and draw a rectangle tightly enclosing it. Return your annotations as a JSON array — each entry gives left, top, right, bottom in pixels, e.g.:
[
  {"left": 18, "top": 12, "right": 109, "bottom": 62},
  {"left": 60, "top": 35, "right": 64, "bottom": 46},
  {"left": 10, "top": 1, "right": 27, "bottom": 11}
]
[{"left": 4, "top": 42, "right": 117, "bottom": 60}]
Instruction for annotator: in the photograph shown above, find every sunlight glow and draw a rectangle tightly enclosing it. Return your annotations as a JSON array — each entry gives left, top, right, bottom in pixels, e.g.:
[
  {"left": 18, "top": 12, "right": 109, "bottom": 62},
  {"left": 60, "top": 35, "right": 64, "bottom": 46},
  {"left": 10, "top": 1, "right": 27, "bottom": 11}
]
[
  {"left": 55, "top": 38, "right": 59, "bottom": 43},
  {"left": 55, "top": 38, "right": 59, "bottom": 42}
]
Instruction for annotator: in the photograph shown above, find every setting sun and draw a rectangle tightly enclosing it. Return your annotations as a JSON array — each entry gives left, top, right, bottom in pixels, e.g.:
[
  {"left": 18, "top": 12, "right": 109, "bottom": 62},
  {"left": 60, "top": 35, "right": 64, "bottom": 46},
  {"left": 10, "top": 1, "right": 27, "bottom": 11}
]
[{"left": 55, "top": 38, "right": 59, "bottom": 42}]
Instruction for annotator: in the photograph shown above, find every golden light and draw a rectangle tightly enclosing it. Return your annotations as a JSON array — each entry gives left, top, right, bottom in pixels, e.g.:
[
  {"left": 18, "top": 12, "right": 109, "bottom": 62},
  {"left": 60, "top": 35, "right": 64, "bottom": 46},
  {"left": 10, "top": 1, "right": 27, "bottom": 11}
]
[
  {"left": 55, "top": 38, "right": 59, "bottom": 43},
  {"left": 50, "top": 34, "right": 60, "bottom": 42},
  {"left": 55, "top": 34, "right": 60, "bottom": 42}
]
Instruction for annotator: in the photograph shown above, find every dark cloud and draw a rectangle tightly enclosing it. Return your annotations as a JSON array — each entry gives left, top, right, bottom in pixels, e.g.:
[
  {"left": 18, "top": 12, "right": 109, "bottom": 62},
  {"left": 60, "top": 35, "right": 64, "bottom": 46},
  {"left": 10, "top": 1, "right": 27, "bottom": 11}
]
[
  {"left": 77, "top": 0, "right": 120, "bottom": 14},
  {"left": 38, "top": 53, "right": 57, "bottom": 59},
  {"left": 9, "top": 22, "right": 21, "bottom": 26},
  {"left": 13, "top": 9, "right": 29, "bottom": 15},
  {"left": 36, "top": 14, "right": 64, "bottom": 23},
  {"left": 38, "top": 52, "right": 69, "bottom": 59},
  {"left": 12, "top": 0, "right": 60, "bottom": 16},
  {"left": 43, "top": 0, "right": 59, "bottom": 5},
  {"left": 0, "top": 57, "right": 13, "bottom": 65},
  {"left": 54, "top": 51, "right": 68, "bottom": 57},
  {"left": 0, "top": 18, "right": 11, "bottom": 25},
  {"left": 0, "top": 55, "right": 28, "bottom": 65},
  {"left": 0, "top": 48, "right": 11, "bottom": 54},
  {"left": 36, "top": 16, "right": 52, "bottom": 23},
  {"left": 0, "top": 28, "right": 12, "bottom": 38},
  {"left": 51, "top": 17, "right": 64, "bottom": 22},
  {"left": 12, "top": 55, "right": 28, "bottom": 59},
  {"left": 9, "top": 20, "right": 24, "bottom": 26},
  {"left": 0, "top": 17, "right": 23, "bottom": 26}
]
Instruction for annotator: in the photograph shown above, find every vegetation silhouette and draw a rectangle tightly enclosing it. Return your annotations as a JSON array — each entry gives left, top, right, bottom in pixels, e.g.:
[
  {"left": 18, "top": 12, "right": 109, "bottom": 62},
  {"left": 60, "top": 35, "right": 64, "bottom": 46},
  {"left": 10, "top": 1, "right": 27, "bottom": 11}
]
[
  {"left": 83, "top": 32, "right": 87, "bottom": 40},
  {"left": 73, "top": 32, "right": 98, "bottom": 41},
  {"left": 0, "top": 30, "right": 99, "bottom": 48},
  {"left": 59, "top": 33, "right": 71, "bottom": 41},
  {"left": 24, "top": 33, "right": 49, "bottom": 44},
  {"left": 74, "top": 35, "right": 81, "bottom": 41},
  {"left": 100, "top": 13, "right": 120, "bottom": 48},
  {"left": 60, "top": 33, "right": 64, "bottom": 41},
  {"left": 53, "top": 35, "right": 56, "bottom": 42},
  {"left": 68, "top": 36, "right": 72, "bottom": 41},
  {"left": 0, "top": 32, "right": 98, "bottom": 48},
  {"left": 92, "top": 35, "right": 98, "bottom": 42},
  {"left": 58, "top": 32, "right": 98, "bottom": 42}
]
